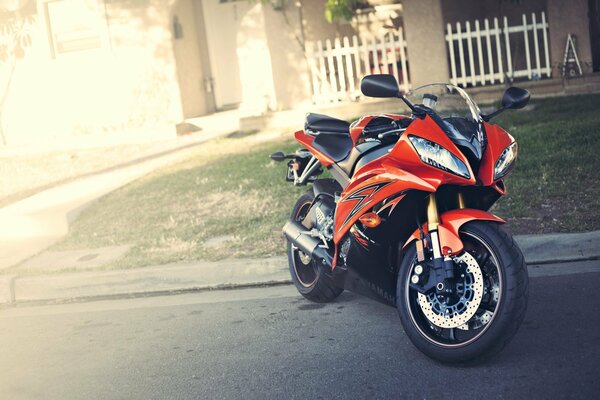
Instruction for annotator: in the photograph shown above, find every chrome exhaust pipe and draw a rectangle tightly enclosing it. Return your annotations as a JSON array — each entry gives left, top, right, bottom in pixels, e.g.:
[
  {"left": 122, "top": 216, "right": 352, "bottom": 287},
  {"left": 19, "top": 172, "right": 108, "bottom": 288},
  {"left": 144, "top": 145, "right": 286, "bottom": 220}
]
[{"left": 283, "top": 220, "right": 332, "bottom": 267}]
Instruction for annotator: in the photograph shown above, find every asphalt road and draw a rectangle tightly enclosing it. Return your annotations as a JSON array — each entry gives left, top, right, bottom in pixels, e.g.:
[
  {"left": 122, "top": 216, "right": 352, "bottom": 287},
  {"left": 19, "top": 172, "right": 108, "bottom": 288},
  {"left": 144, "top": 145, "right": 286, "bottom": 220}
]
[{"left": 1, "top": 263, "right": 599, "bottom": 400}]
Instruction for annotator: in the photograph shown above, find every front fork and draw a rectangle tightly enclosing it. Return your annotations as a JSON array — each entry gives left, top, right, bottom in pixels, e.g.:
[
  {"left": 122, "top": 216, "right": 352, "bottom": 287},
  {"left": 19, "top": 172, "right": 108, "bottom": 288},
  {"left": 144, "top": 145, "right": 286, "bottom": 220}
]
[{"left": 413, "top": 193, "right": 465, "bottom": 293}]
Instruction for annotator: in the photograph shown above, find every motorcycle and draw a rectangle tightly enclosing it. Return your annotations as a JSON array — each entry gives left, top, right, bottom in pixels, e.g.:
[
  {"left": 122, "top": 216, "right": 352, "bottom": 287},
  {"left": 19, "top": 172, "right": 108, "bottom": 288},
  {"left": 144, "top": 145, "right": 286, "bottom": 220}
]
[{"left": 271, "top": 74, "right": 529, "bottom": 364}]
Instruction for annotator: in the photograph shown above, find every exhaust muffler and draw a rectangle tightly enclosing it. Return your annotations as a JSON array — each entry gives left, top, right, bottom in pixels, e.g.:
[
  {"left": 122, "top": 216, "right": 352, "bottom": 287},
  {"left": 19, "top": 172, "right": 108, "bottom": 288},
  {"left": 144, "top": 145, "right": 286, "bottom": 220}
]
[{"left": 283, "top": 221, "right": 332, "bottom": 267}]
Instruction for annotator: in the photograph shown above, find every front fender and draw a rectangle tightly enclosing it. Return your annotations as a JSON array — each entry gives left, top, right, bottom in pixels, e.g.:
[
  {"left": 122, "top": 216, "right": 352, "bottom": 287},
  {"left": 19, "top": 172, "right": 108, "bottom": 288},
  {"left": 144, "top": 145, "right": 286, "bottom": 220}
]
[{"left": 403, "top": 209, "right": 505, "bottom": 255}]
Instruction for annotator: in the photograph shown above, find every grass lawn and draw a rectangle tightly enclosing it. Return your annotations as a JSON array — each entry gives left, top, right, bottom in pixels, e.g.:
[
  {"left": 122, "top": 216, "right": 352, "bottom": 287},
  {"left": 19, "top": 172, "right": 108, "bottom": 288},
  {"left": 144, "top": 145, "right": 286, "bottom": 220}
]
[{"left": 52, "top": 94, "right": 600, "bottom": 270}]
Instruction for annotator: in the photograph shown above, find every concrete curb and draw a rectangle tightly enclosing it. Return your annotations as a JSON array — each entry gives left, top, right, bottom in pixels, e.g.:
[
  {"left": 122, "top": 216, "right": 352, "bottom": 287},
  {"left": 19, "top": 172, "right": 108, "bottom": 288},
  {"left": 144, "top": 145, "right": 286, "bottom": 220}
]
[
  {"left": 515, "top": 230, "right": 600, "bottom": 264},
  {"left": 5, "top": 257, "right": 289, "bottom": 305},
  {"left": 1, "top": 231, "right": 599, "bottom": 305}
]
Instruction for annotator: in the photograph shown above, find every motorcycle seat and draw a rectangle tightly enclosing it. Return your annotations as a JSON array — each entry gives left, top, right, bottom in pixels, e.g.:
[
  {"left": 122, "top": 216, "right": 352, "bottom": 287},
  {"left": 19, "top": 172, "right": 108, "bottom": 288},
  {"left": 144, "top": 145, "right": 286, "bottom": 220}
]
[
  {"left": 305, "top": 113, "right": 353, "bottom": 163},
  {"left": 304, "top": 113, "right": 350, "bottom": 135}
]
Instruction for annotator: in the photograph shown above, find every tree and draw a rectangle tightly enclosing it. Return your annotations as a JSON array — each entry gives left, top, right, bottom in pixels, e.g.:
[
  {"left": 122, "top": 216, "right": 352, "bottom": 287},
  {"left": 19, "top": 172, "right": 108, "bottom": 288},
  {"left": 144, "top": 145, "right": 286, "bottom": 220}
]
[
  {"left": 0, "top": 0, "right": 35, "bottom": 145},
  {"left": 324, "top": 0, "right": 366, "bottom": 23}
]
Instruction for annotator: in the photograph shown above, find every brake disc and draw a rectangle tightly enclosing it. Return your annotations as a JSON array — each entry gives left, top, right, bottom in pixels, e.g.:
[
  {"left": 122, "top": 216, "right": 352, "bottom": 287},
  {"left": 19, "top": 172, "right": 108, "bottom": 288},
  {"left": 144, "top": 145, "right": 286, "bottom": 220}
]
[{"left": 417, "top": 252, "right": 484, "bottom": 329}]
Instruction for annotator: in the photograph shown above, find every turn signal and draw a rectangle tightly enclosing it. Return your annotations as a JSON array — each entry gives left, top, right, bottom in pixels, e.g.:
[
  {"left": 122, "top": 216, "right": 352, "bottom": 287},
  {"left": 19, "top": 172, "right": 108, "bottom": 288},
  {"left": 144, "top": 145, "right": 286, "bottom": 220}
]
[{"left": 359, "top": 212, "right": 381, "bottom": 228}]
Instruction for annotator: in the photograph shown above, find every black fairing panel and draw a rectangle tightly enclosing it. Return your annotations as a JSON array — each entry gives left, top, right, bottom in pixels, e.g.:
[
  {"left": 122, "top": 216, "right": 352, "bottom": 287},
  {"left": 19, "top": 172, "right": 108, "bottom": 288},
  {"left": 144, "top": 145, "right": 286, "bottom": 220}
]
[
  {"left": 336, "top": 233, "right": 397, "bottom": 306},
  {"left": 442, "top": 117, "right": 485, "bottom": 174},
  {"left": 353, "top": 144, "right": 395, "bottom": 174},
  {"left": 313, "top": 133, "right": 353, "bottom": 162},
  {"left": 336, "top": 141, "right": 381, "bottom": 176},
  {"left": 312, "top": 179, "right": 343, "bottom": 197}
]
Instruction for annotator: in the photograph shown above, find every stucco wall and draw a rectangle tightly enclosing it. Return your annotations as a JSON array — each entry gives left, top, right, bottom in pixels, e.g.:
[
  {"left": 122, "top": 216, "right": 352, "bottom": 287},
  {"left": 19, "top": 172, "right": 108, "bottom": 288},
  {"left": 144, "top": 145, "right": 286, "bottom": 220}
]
[
  {"left": 0, "top": 0, "right": 182, "bottom": 145},
  {"left": 262, "top": 3, "right": 313, "bottom": 111},
  {"left": 441, "top": 0, "right": 547, "bottom": 25},
  {"left": 172, "top": 0, "right": 207, "bottom": 118},
  {"left": 547, "top": 0, "right": 593, "bottom": 75},
  {"left": 402, "top": 0, "right": 450, "bottom": 87}
]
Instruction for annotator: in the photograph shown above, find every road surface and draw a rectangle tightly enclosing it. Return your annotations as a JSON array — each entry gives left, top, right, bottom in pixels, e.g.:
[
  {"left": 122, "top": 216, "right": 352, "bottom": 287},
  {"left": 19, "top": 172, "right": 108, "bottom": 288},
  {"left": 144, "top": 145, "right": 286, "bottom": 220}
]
[{"left": 1, "top": 262, "right": 599, "bottom": 399}]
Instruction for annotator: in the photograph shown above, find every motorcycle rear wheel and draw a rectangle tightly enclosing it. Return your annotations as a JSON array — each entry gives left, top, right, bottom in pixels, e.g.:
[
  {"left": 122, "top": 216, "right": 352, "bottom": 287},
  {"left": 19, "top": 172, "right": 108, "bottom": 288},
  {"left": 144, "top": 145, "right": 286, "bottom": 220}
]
[
  {"left": 287, "top": 191, "right": 343, "bottom": 303},
  {"left": 396, "top": 221, "right": 529, "bottom": 364}
]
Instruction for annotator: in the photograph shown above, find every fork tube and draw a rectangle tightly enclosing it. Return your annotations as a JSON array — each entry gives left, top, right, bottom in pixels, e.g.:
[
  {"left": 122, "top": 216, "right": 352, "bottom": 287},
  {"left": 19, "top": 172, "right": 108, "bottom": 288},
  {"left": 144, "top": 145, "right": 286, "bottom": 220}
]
[
  {"left": 427, "top": 194, "right": 442, "bottom": 260},
  {"left": 457, "top": 192, "right": 466, "bottom": 209}
]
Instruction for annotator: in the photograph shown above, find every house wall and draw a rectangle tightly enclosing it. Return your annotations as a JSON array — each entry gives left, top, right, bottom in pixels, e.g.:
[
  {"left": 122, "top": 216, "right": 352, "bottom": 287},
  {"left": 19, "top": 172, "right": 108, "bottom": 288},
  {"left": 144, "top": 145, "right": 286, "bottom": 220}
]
[
  {"left": 0, "top": 0, "right": 183, "bottom": 145},
  {"left": 546, "top": 0, "right": 593, "bottom": 75},
  {"left": 441, "top": 0, "right": 547, "bottom": 25},
  {"left": 172, "top": 0, "right": 209, "bottom": 118},
  {"left": 402, "top": 0, "right": 450, "bottom": 87},
  {"left": 262, "top": 3, "right": 313, "bottom": 111},
  {"left": 237, "top": 3, "right": 278, "bottom": 116}
]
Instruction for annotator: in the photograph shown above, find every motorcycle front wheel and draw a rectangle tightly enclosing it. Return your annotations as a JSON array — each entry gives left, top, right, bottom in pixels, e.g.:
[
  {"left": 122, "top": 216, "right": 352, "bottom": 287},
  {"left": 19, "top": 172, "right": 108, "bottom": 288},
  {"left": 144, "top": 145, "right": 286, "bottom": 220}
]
[{"left": 396, "top": 221, "right": 529, "bottom": 364}]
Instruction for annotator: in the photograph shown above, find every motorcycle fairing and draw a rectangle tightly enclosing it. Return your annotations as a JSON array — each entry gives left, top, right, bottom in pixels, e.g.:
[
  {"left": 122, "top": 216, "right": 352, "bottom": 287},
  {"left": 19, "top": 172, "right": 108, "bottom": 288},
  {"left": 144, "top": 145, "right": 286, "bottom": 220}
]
[
  {"left": 387, "top": 115, "right": 477, "bottom": 188},
  {"left": 478, "top": 122, "right": 516, "bottom": 186},
  {"left": 403, "top": 208, "right": 505, "bottom": 255},
  {"left": 333, "top": 163, "right": 435, "bottom": 244},
  {"left": 334, "top": 115, "right": 478, "bottom": 245}
]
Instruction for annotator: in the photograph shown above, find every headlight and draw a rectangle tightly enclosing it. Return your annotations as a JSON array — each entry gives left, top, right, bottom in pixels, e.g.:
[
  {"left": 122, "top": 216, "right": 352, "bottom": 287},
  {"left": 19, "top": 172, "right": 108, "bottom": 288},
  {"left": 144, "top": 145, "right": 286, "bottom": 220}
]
[
  {"left": 408, "top": 136, "right": 470, "bottom": 179},
  {"left": 494, "top": 142, "right": 518, "bottom": 180}
]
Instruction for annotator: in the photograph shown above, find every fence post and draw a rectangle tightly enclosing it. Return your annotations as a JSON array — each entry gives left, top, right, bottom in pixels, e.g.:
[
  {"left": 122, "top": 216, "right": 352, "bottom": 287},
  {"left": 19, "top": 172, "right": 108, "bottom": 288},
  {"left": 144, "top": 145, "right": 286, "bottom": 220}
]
[
  {"left": 343, "top": 36, "right": 356, "bottom": 96},
  {"left": 398, "top": 27, "right": 410, "bottom": 92},
  {"left": 352, "top": 35, "right": 362, "bottom": 88},
  {"left": 503, "top": 16, "right": 513, "bottom": 81},
  {"left": 456, "top": 22, "right": 467, "bottom": 86},
  {"left": 388, "top": 32, "right": 400, "bottom": 86},
  {"left": 541, "top": 11, "right": 551, "bottom": 77},
  {"left": 325, "top": 39, "right": 338, "bottom": 102},
  {"left": 465, "top": 21, "right": 476, "bottom": 86},
  {"left": 484, "top": 19, "right": 495, "bottom": 84},
  {"left": 334, "top": 38, "right": 346, "bottom": 98},
  {"left": 370, "top": 36, "right": 380, "bottom": 74},
  {"left": 475, "top": 20, "right": 485, "bottom": 85},
  {"left": 522, "top": 14, "right": 532, "bottom": 79},
  {"left": 361, "top": 35, "right": 370, "bottom": 77},
  {"left": 447, "top": 24, "right": 458, "bottom": 85},
  {"left": 531, "top": 13, "right": 542, "bottom": 78}
]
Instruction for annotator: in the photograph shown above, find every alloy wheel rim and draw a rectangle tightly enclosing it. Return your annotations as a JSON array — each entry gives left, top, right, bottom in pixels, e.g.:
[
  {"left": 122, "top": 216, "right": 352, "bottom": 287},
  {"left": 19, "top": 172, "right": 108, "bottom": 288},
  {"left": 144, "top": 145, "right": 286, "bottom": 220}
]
[{"left": 405, "top": 231, "right": 504, "bottom": 348}]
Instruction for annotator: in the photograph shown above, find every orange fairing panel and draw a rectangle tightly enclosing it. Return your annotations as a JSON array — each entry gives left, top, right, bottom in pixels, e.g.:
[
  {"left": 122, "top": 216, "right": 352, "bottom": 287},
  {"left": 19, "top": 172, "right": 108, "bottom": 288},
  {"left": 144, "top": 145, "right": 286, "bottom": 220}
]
[
  {"left": 389, "top": 116, "right": 477, "bottom": 187},
  {"left": 403, "top": 209, "right": 505, "bottom": 255},
  {"left": 478, "top": 123, "right": 515, "bottom": 186},
  {"left": 333, "top": 165, "right": 436, "bottom": 244}
]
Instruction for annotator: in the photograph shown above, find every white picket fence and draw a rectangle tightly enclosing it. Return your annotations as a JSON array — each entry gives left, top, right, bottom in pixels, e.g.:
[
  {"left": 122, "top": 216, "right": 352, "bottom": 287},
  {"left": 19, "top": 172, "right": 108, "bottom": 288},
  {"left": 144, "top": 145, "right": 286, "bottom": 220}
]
[
  {"left": 446, "top": 12, "right": 551, "bottom": 87},
  {"left": 306, "top": 29, "right": 410, "bottom": 105}
]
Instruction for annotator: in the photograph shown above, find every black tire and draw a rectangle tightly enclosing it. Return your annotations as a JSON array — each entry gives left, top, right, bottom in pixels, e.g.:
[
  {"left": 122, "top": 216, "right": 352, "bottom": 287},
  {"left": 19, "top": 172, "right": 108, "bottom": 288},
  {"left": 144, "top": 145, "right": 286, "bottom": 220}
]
[
  {"left": 287, "top": 191, "right": 343, "bottom": 303},
  {"left": 396, "top": 221, "right": 529, "bottom": 364}
]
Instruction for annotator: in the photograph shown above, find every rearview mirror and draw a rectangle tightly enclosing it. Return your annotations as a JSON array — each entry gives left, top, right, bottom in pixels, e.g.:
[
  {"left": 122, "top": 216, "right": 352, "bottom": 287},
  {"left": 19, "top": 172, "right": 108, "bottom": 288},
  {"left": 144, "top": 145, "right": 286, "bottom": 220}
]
[
  {"left": 360, "top": 74, "right": 401, "bottom": 98},
  {"left": 501, "top": 87, "right": 530, "bottom": 110},
  {"left": 270, "top": 151, "right": 286, "bottom": 162},
  {"left": 483, "top": 86, "right": 531, "bottom": 121}
]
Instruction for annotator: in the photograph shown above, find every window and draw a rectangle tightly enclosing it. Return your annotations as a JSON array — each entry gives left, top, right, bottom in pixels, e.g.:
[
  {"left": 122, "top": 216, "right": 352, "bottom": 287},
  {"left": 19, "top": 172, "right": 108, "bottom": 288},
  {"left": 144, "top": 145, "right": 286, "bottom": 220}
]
[{"left": 41, "top": 0, "right": 106, "bottom": 58}]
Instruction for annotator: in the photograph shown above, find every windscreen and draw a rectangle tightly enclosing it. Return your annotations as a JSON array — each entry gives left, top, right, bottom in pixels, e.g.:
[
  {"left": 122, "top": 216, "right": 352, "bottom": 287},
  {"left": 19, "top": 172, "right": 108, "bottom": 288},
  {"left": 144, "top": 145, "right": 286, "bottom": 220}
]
[{"left": 406, "top": 83, "right": 486, "bottom": 165}]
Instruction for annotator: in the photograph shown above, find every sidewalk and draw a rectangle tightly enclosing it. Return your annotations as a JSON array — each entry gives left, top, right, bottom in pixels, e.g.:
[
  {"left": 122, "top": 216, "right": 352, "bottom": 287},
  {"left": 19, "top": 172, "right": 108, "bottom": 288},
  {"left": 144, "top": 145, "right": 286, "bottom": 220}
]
[{"left": 0, "top": 111, "right": 240, "bottom": 271}]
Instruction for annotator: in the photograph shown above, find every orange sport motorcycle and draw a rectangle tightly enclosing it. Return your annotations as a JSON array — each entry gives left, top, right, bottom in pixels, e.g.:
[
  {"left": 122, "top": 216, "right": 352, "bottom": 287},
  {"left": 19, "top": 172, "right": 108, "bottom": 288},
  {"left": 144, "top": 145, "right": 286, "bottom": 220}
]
[{"left": 271, "top": 74, "right": 529, "bottom": 364}]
